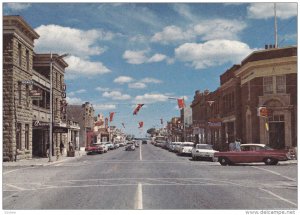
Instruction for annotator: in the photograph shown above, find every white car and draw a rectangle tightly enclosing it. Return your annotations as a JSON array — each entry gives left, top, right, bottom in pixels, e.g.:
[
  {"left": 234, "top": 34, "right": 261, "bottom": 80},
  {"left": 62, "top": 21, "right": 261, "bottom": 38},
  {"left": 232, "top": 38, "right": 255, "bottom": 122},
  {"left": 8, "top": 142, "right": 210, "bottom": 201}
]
[
  {"left": 178, "top": 142, "right": 195, "bottom": 155},
  {"left": 191, "top": 144, "right": 218, "bottom": 161},
  {"left": 173, "top": 142, "right": 183, "bottom": 153}
]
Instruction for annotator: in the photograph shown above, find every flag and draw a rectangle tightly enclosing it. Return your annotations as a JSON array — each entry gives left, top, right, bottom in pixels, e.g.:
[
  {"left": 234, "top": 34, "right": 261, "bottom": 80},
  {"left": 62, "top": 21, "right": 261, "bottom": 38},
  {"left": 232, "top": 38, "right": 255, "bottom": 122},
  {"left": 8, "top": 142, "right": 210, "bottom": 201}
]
[
  {"left": 109, "top": 112, "right": 115, "bottom": 122},
  {"left": 160, "top": 118, "right": 163, "bottom": 124},
  {"left": 177, "top": 98, "right": 185, "bottom": 109},
  {"left": 122, "top": 123, "right": 125, "bottom": 128},
  {"left": 138, "top": 121, "right": 144, "bottom": 128},
  {"left": 133, "top": 104, "right": 144, "bottom": 115}
]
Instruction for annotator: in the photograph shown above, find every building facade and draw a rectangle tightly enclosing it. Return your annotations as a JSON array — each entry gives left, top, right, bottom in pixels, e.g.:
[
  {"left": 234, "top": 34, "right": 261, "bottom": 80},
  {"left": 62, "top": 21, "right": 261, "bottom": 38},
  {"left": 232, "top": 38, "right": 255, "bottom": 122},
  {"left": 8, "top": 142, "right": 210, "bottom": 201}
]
[
  {"left": 66, "top": 102, "right": 95, "bottom": 148},
  {"left": 236, "top": 46, "right": 297, "bottom": 149},
  {"left": 190, "top": 46, "right": 297, "bottom": 151},
  {"left": 3, "top": 15, "right": 74, "bottom": 161},
  {"left": 3, "top": 16, "right": 39, "bottom": 161}
]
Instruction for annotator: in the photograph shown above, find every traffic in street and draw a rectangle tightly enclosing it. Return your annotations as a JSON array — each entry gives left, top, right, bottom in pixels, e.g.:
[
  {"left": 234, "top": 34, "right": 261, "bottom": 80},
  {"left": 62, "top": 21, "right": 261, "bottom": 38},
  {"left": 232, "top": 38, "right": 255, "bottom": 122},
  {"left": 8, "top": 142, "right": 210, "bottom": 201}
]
[{"left": 3, "top": 142, "right": 297, "bottom": 210}]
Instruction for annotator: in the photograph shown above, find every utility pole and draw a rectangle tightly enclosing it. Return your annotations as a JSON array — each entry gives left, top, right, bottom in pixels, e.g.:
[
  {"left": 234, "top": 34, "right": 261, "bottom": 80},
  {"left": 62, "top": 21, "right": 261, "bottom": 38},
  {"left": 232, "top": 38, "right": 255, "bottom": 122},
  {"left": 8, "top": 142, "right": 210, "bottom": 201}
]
[{"left": 274, "top": 3, "right": 278, "bottom": 48}]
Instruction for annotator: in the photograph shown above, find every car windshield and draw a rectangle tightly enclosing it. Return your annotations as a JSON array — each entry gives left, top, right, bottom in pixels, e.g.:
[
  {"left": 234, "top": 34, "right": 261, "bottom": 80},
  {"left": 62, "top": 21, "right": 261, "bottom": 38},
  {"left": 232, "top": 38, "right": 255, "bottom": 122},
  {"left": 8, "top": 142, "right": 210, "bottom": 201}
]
[
  {"left": 183, "top": 143, "right": 194, "bottom": 147},
  {"left": 196, "top": 144, "right": 213, "bottom": 150},
  {"left": 263, "top": 145, "right": 274, "bottom": 150}
]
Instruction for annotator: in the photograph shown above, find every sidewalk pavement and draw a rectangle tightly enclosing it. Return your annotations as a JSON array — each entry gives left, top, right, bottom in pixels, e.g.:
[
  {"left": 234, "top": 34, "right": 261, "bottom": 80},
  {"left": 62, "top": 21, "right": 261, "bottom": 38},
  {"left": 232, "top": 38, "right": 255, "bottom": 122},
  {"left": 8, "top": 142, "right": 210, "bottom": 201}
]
[{"left": 2, "top": 150, "right": 87, "bottom": 167}]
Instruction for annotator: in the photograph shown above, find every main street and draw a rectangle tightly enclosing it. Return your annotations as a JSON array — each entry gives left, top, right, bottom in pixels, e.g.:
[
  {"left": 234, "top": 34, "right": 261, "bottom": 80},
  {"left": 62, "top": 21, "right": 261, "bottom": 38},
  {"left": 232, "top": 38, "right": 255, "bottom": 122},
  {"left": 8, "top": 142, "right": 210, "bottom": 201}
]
[{"left": 3, "top": 143, "right": 297, "bottom": 210}]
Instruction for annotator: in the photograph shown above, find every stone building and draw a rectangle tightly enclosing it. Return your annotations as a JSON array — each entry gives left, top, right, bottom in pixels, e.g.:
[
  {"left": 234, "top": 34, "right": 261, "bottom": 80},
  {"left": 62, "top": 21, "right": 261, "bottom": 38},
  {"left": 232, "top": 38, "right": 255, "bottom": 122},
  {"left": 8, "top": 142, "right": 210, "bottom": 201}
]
[
  {"left": 3, "top": 15, "right": 72, "bottom": 161},
  {"left": 66, "top": 102, "right": 95, "bottom": 148},
  {"left": 32, "top": 54, "right": 69, "bottom": 157},
  {"left": 3, "top": 15, "right": 39, "bottom": 161}
]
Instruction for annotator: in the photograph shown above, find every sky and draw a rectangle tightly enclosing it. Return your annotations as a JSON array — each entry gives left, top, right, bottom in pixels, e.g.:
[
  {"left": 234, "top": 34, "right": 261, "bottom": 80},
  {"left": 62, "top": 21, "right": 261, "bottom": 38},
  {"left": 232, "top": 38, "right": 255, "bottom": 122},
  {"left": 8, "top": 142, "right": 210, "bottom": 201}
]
[{"left": 3, "top": 1, "right": 297, "bottom": 137}]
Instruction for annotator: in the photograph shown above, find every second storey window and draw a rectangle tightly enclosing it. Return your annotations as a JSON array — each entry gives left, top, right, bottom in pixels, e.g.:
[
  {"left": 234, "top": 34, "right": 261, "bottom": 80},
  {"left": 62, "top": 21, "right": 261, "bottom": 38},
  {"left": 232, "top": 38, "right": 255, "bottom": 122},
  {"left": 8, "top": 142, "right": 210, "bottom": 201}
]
[
  {"left": 18, "top": 43, "right": 22, "bottom": 67},
  {"left": 276, "top": 75, "right": 286, "bottom": 93},
  {"left": 263, "top": 76, "right": 273, "bottom": 94}
]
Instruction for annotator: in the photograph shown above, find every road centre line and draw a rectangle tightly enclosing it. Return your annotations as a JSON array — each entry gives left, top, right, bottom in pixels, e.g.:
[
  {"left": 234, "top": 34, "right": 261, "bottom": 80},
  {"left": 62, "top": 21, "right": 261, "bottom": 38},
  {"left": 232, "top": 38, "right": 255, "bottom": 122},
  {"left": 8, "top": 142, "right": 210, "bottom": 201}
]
[
  {"left": 134, "top": 182, "right": 143, "bottom": 209},
  {"left": 5, "top": 183, "right": 26, "bottom": 191},
  {"left": 259, "top": 188, "right": 297, "bottom": 207}
]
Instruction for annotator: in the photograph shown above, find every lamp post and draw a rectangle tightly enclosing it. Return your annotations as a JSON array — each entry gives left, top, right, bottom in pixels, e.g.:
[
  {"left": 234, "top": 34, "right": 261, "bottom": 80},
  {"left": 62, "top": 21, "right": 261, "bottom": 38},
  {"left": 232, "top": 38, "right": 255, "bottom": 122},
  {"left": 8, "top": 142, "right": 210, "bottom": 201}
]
[{"left": 49, "top": 53, "right": 69, "bottom": 162}]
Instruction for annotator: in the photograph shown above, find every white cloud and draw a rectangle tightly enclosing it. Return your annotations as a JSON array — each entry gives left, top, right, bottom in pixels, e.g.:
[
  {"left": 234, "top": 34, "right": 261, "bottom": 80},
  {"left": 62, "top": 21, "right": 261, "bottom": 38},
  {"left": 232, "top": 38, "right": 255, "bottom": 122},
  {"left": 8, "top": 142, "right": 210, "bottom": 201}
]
[
  {"left": 151, "top": 19, "right": 246, "bottom": 44},
  {"left": 94, "top": 104, "right": 117, "bottom": 111},
  {"left": 151, "top": 25, "right": 195, "bottom": 44},
  {"left": 65, "top": 56, "right": 110, "bottom": 79},
  {"left": 147, "top": 54, "right": 167, "bottom": 63},
  {"left": 140, "top": 78, "right": 162, "bottom": 84},
  {"left": 128, "top": 82, "right": 147, "bottom": 89},
  {"left": 113, "top": 76, "right": 134, "bottom": 84},
  {"left": 123, "top": 50, "right": 168, "bottom": 64},
  {"left": 5, "top": 3, "right": 31, "bottom": 11},
  {"left": 95, "top": 87, "right": 110, "bottom": 92},
  {"left": 193, "top": 19, "right": 247, "bottom": 41},
  {"left": 175, "top": 40, "right": 255, "bottom": 69},
  {"left": 66, "top": 97, "right": 84, "bottom": 105},
  {"left": 35, "top": 25, "right": 113, "bottom": 57},
  {"left": 68, "top": 89, "right": 86, "bottom": 96},
  {"left": 247, "top": 3, "right": 297, "bottom": 19},
  {"left": 102, "top": 91, "right": 131, "bottom": 100},
  {"left": 134, "top": 93, "right": 169, "bottom": 104}
]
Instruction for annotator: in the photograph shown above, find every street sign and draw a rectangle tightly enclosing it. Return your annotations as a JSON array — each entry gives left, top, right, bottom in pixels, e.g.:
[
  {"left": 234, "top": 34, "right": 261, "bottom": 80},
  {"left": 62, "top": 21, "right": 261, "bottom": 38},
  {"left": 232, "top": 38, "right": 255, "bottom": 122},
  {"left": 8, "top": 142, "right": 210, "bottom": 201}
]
[{"left": 61, "top": 92, "right": 66, "bottom": 98}]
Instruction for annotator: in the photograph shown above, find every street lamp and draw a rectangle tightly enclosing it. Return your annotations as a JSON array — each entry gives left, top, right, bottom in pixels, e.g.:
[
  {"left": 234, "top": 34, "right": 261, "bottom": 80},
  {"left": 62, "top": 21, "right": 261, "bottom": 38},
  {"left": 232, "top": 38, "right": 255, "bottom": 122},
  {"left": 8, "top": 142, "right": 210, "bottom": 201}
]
[{"left": 49, "top": 53, "right": 69, "bottom": 162}]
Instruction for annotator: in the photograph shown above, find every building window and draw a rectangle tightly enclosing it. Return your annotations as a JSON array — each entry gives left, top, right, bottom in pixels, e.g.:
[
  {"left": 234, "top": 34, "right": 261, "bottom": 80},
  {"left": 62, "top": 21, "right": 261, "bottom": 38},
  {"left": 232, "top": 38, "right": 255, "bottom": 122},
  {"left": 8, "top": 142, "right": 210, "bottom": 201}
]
[
  {"left": 26, "top": 85, "right": 30, "bottom": 107},
  {"left": 26, "top": 50, "right": 30, "bottom": 71},
  {"left": 276, "top": 75, "right": 286, "bottom": 94},
  {"left": 18, "top": 82, "right": 22, "bottom": 105},
  {"left": 18, "top": 43, "right": 22, "bottom": 67},
  {"left": 263, "top": 76, "right": 273, "bottom": 94},
  {"left": 25, "top": 124, "right": 29, "bottom": 150},
  {"left": 56, "top": 73, "right": 59, "bottom": 89},
  {"left": 16, "top": 123, "right": 22, "bottom": 150}
]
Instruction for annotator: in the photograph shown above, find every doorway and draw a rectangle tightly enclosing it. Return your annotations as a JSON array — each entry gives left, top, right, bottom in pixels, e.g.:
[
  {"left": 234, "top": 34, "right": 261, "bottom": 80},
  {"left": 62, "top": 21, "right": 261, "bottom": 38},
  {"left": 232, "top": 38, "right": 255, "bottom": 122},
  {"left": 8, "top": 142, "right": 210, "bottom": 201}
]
[{"left": 269, "top": 122, "right": 285, "bottom": 149}]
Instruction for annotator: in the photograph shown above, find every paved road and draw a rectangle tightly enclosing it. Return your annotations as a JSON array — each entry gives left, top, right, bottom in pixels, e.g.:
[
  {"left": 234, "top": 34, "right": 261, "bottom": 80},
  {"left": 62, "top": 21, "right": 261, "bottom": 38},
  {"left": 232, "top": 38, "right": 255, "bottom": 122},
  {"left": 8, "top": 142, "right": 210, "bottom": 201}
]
[{"left": 3, "top": 143, "right": 297, "bottom": 210}]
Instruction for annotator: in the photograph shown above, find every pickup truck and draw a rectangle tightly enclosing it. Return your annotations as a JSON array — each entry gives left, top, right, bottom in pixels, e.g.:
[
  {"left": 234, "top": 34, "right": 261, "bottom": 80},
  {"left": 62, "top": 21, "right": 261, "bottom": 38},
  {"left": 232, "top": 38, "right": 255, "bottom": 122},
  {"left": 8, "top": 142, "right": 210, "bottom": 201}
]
[{"left": 214, "top": 143, "right": 290, "bottom": 166}]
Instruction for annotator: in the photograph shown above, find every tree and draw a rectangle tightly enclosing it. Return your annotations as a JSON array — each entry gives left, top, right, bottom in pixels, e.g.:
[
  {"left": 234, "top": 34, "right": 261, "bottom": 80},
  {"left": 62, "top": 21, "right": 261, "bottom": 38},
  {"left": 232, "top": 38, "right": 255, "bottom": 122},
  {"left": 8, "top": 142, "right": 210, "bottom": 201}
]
[{"left": 147, "top": 128, "right": 157, "bottom": 136}]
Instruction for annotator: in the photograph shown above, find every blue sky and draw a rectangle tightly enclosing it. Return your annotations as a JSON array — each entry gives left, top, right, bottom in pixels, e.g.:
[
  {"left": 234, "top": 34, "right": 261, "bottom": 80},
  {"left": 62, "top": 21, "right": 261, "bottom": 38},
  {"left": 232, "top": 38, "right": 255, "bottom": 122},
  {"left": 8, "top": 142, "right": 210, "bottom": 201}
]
[{"left": 3, "top": 2, "right": 297, "bottom": 137}]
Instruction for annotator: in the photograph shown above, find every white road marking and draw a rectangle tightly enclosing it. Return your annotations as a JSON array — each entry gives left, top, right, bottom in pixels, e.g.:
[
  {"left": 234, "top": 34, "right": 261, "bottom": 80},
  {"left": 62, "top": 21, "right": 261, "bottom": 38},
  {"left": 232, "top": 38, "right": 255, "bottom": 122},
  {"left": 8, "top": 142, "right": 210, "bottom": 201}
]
[
  {"left": 260, "top": 188, "right": 297, "bottom": 206},
  {"left": 135, "top": 182, "right": 143, "bottom": 209},
  {"left": 252, "top": 166, "right": 296, "bottom": 181},
  {"left": 5, "top": 183, "right": 26, "bottom": 191},
  {"left": 3, "top": 167, "right": 34, "bottom": 175}
]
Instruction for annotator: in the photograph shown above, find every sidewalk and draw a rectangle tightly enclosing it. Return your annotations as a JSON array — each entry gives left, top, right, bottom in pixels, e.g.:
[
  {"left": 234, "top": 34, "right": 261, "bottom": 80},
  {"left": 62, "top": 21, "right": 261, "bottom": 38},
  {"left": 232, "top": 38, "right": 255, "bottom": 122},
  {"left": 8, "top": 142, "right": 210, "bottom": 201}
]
[{"left": 2, "top": 150, "right": 87, "bottom": 167}]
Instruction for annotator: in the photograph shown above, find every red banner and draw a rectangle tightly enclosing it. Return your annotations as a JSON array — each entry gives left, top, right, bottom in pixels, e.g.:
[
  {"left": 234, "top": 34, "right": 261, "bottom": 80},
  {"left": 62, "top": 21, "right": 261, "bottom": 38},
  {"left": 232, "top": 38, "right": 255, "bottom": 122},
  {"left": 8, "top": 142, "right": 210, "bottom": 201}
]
[
  {"left": 139, "top": 121, "right": 144, "bottom": 128},
  {"left": 177, "top": 98, "right": 185, "bottom": 109},
  {"left": 133, "top": 104, "right": 144, "bottom": 115},
  {"left": 109, "top": 112, "right": 115, "bottom": 122}
]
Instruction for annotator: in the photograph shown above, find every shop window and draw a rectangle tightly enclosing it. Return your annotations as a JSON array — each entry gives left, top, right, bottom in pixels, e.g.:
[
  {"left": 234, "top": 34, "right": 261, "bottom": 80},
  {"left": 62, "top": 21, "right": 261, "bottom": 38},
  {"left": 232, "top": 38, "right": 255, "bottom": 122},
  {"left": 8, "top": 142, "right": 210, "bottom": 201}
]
[
  {"left": 26, "top": 85, "right": 30, "bottom": 107},
  {"left": 16, "top": 123, "right": 22, "bottom": 150},
  {"left": 25, "top": 124, "right": 29, "bottom": 149}
]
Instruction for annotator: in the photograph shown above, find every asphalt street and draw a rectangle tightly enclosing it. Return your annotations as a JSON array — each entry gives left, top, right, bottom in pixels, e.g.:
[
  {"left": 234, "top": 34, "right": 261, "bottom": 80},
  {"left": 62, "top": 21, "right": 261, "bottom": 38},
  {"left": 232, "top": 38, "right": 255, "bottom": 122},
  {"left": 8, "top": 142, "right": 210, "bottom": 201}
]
[{"left": 2, "top": 143, "right": 298, "bottom": 210}]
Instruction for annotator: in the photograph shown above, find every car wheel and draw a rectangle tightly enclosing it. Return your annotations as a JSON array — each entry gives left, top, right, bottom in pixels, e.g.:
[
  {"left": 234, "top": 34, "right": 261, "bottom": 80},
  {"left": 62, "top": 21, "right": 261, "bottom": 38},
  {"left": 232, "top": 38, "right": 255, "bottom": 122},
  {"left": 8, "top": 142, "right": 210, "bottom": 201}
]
[
  {"left": 192, "top": 155, "right": 196, "bottom": 160},
  {"left": 264, "top": 157, "right": 278, "bottom": 165},
  {"left": 219, "top": 157, "right": 230, "bottom": 166}
]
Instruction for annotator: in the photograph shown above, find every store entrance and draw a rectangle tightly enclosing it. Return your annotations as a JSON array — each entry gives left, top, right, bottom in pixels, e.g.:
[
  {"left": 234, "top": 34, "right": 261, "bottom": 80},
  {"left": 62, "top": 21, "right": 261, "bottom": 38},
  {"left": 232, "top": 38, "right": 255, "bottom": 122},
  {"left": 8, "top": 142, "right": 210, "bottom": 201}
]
[{"left": 269, "top": 122, "right": 285, "bottom": 149}]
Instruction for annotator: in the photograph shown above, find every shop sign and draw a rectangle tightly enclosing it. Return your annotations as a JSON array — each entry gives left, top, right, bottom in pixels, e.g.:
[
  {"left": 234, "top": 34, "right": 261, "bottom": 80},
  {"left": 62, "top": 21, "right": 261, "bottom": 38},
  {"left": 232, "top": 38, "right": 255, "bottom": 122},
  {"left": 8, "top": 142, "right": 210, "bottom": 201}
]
[
  {"left": 208, "top": 122, "right": 222, "bottom": 128},
  {"left": 33, "top": 120, "right": 49, "bottom": 127},
  {"left": 30, "top": 90, "right": 42, "bottom": 100},
  {"left": 53, "top": 126, "right": 68, "bottom": 133}
]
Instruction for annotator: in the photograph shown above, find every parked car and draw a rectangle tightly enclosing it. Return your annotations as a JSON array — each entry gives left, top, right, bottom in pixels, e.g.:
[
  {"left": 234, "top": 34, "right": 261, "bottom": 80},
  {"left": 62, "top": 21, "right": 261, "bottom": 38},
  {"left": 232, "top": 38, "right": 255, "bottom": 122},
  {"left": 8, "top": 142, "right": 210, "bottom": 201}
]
[
  {"left": 85, "top": 143, "right": 104, "bottom": 155},
  {"left": 142, "top": 140, "right": 148, "bottom": 144},
  {"left": 178, "top": 142, "right": 195, "bottom": 155},
  {"left": 173, "top": 142, "right": 183, "bottom": 153},
  {"left": 191, "top": 144, "right": 218, "bottom": 161},
  {"left": 214, "top": 143, "right": 291, "bottom": 166},
  {"left": 114, "top": 143, "right": 120, "bottom": 149},
  {"left": 169, "top": 142, "right": 180, "bottom": 152},
  {"left": 125, "top": 143, "right": 135, "bottom": 151},
  {"left": 105, "top": 142, "right": 115, "bottom": 150}
]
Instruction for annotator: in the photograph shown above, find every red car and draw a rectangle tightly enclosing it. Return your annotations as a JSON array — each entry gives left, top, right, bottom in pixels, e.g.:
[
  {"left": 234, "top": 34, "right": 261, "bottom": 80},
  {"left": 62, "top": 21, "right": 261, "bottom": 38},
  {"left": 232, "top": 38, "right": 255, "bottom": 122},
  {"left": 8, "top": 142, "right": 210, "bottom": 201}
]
[
  {"left": 86, "top": 143, "right": 104, "bottom": 155},
  {"left": 214, "top": 143, "right": 291, "bottom": 166}
]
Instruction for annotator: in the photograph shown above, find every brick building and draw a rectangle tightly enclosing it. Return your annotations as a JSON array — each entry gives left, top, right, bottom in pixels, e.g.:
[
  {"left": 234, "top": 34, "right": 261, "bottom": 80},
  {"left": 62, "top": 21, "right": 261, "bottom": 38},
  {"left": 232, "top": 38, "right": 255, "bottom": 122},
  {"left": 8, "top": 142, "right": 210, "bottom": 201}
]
[
  {"left": 190, "top": 46, "right": 297, "bottom": 151},
  {"left": 236, "top": 46, "right": 297, "bottom": 149}
]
